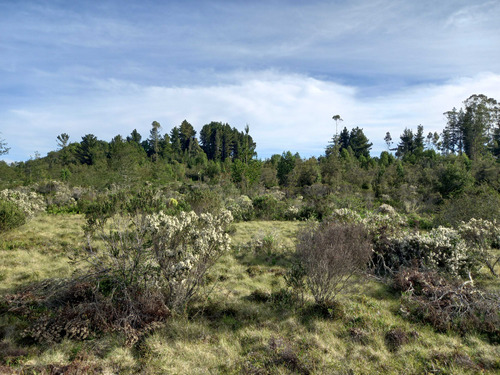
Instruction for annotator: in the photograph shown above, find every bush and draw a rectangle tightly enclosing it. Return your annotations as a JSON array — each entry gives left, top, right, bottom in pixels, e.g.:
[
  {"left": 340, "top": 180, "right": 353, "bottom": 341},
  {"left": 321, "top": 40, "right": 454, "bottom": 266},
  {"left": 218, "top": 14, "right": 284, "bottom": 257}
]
[
  {"left": 394, "top": 268, "right": 500, "bottom": 342},
  {"left": 252, "top": 194, "right": 286, "bottom": 220},
  {"left": 0, "top": 199, "right": 26, "bottom": 232},
  {"left": 82, "top": 209, "right": 233, "bottom": 312},
  {"left": 435, "top": 185, "right": 500, "bottom": 226},
  {"left": 295, "top": 222, "right": 372, "bottom": 304},
  {"left": 185, "top": 184, "right": 223, "bottom": 214},
  {"left": 0, "top": 189, "right": 45, "bottom": 218},
  {"left": 226, "top": 195, "right": 254, "bottom": 221},
  {"left": 373, "top": 219, "right": 499, "bottom": 277},
  {"left": 7, "top": 209, "right": 234, "bottom": 345}
]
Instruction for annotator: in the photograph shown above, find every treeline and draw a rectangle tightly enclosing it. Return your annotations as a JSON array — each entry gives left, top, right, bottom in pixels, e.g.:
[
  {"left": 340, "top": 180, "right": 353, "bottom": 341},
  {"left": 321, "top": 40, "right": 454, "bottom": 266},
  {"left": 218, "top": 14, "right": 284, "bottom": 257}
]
[{"left": 0, "top": 94, "right": 499, "bottom": 224}]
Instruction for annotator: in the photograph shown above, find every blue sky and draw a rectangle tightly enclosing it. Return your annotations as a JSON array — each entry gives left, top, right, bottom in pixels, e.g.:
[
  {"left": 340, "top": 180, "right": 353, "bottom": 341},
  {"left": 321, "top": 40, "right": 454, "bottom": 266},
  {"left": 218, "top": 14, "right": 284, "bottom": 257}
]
[{"left": 1, "top": 0, "right": 500, "bottom": 162}]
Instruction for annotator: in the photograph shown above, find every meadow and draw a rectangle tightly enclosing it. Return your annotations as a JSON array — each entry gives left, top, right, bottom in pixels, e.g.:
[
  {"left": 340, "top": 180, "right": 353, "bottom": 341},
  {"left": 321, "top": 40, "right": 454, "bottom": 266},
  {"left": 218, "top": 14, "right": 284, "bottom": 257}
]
[{"left": 1, "top": 212, "right": 498, "bottom": 375}]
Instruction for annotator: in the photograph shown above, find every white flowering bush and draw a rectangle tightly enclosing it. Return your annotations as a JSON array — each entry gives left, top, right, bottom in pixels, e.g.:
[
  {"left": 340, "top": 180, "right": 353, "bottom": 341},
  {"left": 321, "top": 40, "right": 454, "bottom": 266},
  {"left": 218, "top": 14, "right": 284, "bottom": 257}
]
[
  {"left": 328, "top": 208, "right": 406, "bottom": 236},
  {"left": 0, "top": 189, "right": 46, "bottom": 218},
  {"left": 457, "top": 218, "right": 500, "bottom": 276},
  {"left": 83, "top": 209, "right": 233, "bottom": 312},
  {"left": 385, "top": 227, "right": 471, "bottom": 276},
  {"left": 226, "top": 195, "right": 253, "bottom": 221},
  {"left": 36, "top": 181, "right": 77, "bottom": 210},
  {"left": 284, "top": 205, "right": 300, "bottom": 220},
  {"left": 328, "top": 208, "right": 363, "bottom": 224}
]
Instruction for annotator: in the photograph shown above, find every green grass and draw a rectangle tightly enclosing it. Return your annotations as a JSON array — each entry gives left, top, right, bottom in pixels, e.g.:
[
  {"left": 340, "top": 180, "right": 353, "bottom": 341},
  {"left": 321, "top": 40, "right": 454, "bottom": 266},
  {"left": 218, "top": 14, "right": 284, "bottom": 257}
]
[{"left": 1, "top": 215, "right": 499, "bottom": 374}]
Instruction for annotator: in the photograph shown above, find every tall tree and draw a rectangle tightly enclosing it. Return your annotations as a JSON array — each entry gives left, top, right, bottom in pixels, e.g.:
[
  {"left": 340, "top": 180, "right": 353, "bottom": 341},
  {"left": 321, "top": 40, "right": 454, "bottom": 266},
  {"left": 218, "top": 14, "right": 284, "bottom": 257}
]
[
  {"left": 56, "top": 133, "right": 70, "bottom": 149},
  {"left": 277, "top": 151, "right": 297, "bottom": 186},
  {"left": 348, "top": 127, "right": 373, "bottom": 158},
  {"left": 442, "top": 107, "right": 464, "bottom": 155},
  {"left": 127, "top": 129, "right": 142, "bottom": 145},
  {"left": 384, "top": 132, "right": 393, "bottom": 151},
  {"left": 442, "top": 95, "right": 500, "bottom": 160},
  {"left": 170, "top": 126, "right": 182, "bottom": 157},
  {"left": 149, "top": 121, "right": 162, "bottom": 162},
  {"left": 396, "top": 128, "right": 414, "bottom": 159},
  {"left": 179, "top": 120, "right": 196, "bottom": 152},
  {"left": 76, "top": 134, "right": 100, "bottom": 165}
]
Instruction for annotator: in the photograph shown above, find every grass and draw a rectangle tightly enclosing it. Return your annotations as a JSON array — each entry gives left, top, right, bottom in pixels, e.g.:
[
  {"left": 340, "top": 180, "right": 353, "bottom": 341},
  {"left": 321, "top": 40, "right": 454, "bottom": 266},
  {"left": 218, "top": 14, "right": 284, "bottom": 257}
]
[{"left": 0, "top": 214, "right": 499, "bottom": 374}]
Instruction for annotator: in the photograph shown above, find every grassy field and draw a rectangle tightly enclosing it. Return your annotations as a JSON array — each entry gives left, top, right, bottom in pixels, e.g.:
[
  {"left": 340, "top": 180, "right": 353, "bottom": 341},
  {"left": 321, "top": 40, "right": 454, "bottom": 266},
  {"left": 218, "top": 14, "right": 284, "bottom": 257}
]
[{"left": 0, "top": 214, "right": 499, "bottom": 374}]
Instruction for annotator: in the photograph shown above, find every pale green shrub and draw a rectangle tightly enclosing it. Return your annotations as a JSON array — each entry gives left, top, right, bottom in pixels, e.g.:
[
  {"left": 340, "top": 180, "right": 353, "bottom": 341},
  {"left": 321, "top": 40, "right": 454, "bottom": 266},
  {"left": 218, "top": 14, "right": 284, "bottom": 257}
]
[
  {"left": 457, "top": 218, "right": 500, "bottom": 276},
  {"left": 226, "top": 195, "right": 253, "bottom": 221}
]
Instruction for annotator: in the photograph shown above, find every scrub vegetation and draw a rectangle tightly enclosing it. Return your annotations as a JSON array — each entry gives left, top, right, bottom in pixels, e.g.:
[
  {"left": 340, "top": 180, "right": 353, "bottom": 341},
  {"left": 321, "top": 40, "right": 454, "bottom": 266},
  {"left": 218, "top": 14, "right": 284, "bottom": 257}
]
[{"left": 0, "top": 94, "right": 499, "bottom": 373}]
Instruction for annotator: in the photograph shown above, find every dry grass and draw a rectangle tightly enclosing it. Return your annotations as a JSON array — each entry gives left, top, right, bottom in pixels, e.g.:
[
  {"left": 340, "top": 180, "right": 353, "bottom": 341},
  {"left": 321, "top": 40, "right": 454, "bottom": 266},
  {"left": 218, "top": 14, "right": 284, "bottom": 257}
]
[{"left": 0, "top": 215, "right": 499, "bottom": 374}]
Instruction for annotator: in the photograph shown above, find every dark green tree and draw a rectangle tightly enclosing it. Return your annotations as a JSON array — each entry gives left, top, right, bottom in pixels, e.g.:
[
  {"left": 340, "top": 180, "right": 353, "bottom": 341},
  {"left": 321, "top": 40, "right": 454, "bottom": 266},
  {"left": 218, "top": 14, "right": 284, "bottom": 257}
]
[
  {"left": 442, "top": 95, "right": 499, "bottom": 160},
  {"left": 396, "top": 128, "right": 414, "bottom": 159},
  {"left": 277, "top": 151, "right": 297, "bottom": 186},
  {"left": 76, "top": 134, "right": 101, "bottom": 165},
  {"left": 149, "top": 121, "right": 162, "bottom": 162},
  {"left": 179, "top": 120, "right": 196, "bottom": 152},
  {"left": 127, "top": 129, "right": 142, "bottom": 145},
  {"left": 348, "top": 127, "right": 372, "bottom": 159},
  {"left": 170, "top": 126, "right": 182, "bottom": 158}
]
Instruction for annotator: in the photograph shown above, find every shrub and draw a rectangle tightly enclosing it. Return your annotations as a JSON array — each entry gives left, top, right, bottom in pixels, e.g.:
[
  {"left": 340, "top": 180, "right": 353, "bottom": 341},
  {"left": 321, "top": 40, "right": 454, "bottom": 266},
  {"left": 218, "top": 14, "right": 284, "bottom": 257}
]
[
  {"left": 0, "top": 189, "right": 45, "bottom": 219},
  {"left": 184, "top": 184, "right": 223, "bottom": 214},
  {"left": 226, "top": 195, "right": 254, "bottom": 221},
  {"left": 7, "top": 209, "right": 233, "bottom": 345},
  {"left": 295, "top": 222, "right": 372, "bottom": 304},
  {"left": 373, "top": 220, "right": 498, "bottom": 277},
  {"left": 384, "top": 328, "right": 409, "bottom": 352},
  {"left": 252, "top": 194, "right": 286, "bottom": 220},
  {"left": 435, "top": 185, "right": 500, "bottom": 226},
  {"left": 83, "top": 209, "right": 233, "bottom": 312},
  {"left": 458, "top": 218, "right": 500, "bottom": 277},
  {"left": 394, "top": 268, "right": 500, "bottom": 342},
  {"left": 0, "top": 199, "right": 26, "bottom": 232}
]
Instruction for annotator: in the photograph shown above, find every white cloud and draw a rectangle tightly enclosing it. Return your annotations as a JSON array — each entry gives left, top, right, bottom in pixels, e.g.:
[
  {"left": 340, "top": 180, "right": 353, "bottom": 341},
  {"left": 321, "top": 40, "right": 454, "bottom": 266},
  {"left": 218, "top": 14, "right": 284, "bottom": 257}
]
[{"left": 2, "top": 70, "right": 500, "bottom": 162}]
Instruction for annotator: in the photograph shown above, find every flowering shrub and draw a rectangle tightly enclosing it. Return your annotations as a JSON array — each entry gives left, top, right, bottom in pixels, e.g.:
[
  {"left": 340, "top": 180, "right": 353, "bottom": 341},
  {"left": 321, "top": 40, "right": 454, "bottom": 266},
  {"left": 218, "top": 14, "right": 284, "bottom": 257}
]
[
  {"left": 226, "top": 195, "right": 253, "bottom": 221},
  {"left": 383, "top": 227, "right": 471, "bottom": 276},
  {"left": 0, "top": 189, "right": 46, "bottom": 219},
  {"left": 83, "top": 209, "right": 233, "bottom": 312},
  {"left": 327, "top": 209, "right": 499, "bottom": 277},
  {"left": 36, "top": 181, "right": 77, "bottom": 211},
  {"left": 284, "top": 205, "right": 300, "bottom": 220},
  {"left": 328, "top": 208, "right": 363, "bottom": 224},
  {"left": 328, "top": 208, "right": 406, "bottom": 237},
  {"left": 457, "top": 218, "right": 500, "bottom": 276}
]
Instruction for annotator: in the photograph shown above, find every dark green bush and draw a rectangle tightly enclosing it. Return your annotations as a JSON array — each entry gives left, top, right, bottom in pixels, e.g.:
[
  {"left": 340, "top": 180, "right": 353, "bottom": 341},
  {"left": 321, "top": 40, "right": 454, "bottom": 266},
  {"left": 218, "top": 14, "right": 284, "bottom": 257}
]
[
  {"left": 0, "top": 199, "right": 26, "bottom": 232},
  {"left": 252, "top": 194, "right": 286, "bottom": 220},
  {"left": 435, "top": 185, "right": 500, "bottom": 226}
]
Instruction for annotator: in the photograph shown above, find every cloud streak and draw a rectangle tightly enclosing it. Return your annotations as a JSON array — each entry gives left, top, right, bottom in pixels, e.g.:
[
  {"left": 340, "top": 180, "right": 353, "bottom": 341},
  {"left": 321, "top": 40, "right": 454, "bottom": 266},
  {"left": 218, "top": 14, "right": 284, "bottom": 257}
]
[
  {"left": 2, "top": 71, "right": 500, "bottom": 162},
  {"left": 1, "top": 0, "right": 499, "bottom": 161}
]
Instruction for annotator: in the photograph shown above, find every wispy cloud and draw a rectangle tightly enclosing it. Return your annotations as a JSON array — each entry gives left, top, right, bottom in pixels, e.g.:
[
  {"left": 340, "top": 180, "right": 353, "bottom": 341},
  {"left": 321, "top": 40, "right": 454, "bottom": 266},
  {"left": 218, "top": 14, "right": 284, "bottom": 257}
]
[
  {"left": 2, "top": 71, "right": 500, "bottom": 161},
  {"left": 0, "top": 0, "right": 499, "bottom": 161}
]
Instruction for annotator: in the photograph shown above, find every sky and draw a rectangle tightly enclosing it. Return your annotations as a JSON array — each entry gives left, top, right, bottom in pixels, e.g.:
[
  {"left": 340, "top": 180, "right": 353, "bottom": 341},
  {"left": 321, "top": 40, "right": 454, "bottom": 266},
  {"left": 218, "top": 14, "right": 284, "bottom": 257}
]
[{"left": 1, "top": 0, "right": 500, "bottom": 162}]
